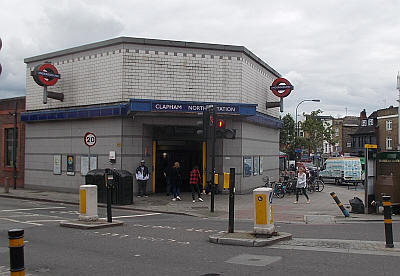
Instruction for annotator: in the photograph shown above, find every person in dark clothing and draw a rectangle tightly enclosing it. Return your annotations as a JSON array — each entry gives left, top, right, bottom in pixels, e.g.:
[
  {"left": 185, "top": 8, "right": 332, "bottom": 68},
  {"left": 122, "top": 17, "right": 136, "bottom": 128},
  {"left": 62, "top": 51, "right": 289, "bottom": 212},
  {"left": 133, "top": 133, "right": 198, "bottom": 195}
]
[
  {"left": 163, "top": 166, "right": 171, "bottom": 196},
  {"left": 135, "top": 160, "right": 149, "bottom": 197},
  {"left": 189, "top": 165, "right": 203, "bottom": 203},
  {"left": 170, "top": 162, "right": 182, "bottom": 201}
]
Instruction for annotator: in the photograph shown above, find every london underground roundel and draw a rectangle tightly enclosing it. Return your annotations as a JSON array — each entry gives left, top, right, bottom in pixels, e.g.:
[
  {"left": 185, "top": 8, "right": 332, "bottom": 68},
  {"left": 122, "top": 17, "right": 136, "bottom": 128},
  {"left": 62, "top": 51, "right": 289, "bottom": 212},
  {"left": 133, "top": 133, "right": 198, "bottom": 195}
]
[
  {"left": 270, "top": 78, "right": 293, "bottom": 98},
  {"left": 32, "top": 63, "right": 61, "bottom": 87}
]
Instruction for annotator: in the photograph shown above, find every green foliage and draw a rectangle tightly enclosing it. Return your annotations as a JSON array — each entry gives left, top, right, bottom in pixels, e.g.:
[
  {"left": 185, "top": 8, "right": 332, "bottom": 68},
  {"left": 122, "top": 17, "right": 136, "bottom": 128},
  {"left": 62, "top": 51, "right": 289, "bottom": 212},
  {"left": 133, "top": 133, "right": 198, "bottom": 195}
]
[
  {"left": 300, "top": 109, "right": 335, "bottom": 153},
  {"left": 280, "top": 113, "right": 295, "bottom": 159}
]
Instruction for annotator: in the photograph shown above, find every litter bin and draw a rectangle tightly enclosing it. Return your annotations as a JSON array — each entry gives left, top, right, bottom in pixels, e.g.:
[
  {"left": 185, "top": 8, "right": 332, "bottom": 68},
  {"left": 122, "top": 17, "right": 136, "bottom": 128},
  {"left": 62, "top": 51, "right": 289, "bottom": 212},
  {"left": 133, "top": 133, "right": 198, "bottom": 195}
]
[
  {"left": 349, "top": 197, "right": 365, "bottom": 214},
  {"left": 85, "top": 169, "right": 133, "bottom": 205},
  {"left": 113, "top": 170, "right": 133, "bottom": 205}
]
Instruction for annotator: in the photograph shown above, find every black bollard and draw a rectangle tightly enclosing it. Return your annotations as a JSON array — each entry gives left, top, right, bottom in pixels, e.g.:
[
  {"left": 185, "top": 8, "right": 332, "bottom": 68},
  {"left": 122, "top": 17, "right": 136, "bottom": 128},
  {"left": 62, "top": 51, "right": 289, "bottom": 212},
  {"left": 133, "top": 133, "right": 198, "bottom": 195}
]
[
  {"left": 228, "top": 168, "right": 235, "bottom": 233},
  {"left": 105, "top": 169, "right": 113, "bottom": 223},
  {"left": 9, "top": 229, "right": 25, "bottom": 275},
  {"left": 382, "top": 195, "right": 394, "bottom": 248},
  {"left": 330, "top": 192, "right": 350, "bottom": 217}
]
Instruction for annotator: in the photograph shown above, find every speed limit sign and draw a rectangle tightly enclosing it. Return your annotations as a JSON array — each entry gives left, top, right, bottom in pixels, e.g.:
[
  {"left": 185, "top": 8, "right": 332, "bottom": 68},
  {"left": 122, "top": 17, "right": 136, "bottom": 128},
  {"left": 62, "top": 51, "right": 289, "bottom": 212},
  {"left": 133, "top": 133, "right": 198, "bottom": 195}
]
[{"left": 84, "top": 132, "right": 96, "bottom": 147}]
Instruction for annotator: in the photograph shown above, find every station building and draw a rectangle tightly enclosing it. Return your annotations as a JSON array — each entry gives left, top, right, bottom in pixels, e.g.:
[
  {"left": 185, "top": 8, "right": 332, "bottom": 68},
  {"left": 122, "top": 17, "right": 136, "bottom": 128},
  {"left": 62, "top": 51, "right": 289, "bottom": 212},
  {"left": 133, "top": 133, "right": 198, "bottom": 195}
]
[{"left": 22, "top": 37, "right": 282, "bottom": 194}]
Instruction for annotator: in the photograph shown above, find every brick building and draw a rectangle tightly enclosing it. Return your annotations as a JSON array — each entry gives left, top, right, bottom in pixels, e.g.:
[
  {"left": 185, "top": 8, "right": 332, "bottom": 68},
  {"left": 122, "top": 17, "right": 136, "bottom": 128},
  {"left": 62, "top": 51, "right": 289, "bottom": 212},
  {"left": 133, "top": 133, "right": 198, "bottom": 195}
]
[
  {"left": 350, "top": 109, "right": 378, "bottom": 156},
  {"left": 22, "top": 37, "right": 283, "bottom": 193},
  {"left": 376, "top": 106, "right": 398, "bottom": 151},
  {"left": 333, "top": 116, "right": 359, "bottom": 155},
  {"left": 0, "top": 96, "right": 25, "bottom": 188}
]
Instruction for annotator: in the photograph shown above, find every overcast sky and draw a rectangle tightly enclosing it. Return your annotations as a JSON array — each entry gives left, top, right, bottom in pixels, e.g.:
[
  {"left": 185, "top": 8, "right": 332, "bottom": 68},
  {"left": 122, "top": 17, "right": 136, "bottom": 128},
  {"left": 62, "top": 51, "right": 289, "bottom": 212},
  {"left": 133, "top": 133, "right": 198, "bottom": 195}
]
[{"left": 1, "top": 0, "right": 400, "bottom": 118}]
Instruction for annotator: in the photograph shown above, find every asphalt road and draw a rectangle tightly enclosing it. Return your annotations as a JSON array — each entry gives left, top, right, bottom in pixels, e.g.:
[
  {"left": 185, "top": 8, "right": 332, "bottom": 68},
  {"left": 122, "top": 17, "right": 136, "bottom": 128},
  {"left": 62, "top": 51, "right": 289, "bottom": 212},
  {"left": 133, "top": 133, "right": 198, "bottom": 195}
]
[{"left": 1, "top": 197, "right": 400, "bottom": 276}]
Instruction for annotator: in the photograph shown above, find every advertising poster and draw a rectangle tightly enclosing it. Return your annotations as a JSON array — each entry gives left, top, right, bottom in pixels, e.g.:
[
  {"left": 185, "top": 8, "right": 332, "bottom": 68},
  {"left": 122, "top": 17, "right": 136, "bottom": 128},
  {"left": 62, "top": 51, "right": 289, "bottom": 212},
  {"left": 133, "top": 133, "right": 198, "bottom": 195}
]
[
  {"left": 243, "top": 156, "right": 252, "bottom": 177},
  {"left": 80, "top": 156, "right": 98, "bottom": 176},
  {"left": 260, "top": 156, "right": 264, "bottom": 175},
  {"left": 67, "top": 155, "right": 75, "bottom": 175},
  {"left": 253, "top": 156, "right": 259, "bottom": 175},
  {"left": 53, "top": 154, "right": 61, "bottom": 175}
]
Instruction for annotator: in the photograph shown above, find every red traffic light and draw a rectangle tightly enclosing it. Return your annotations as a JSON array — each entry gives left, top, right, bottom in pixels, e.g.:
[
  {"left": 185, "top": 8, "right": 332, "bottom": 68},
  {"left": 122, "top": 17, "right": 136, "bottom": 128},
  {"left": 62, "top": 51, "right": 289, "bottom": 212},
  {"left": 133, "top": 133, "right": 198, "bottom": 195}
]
[{"left": 217, "top": 120, "right": 224, "bottom": 128}]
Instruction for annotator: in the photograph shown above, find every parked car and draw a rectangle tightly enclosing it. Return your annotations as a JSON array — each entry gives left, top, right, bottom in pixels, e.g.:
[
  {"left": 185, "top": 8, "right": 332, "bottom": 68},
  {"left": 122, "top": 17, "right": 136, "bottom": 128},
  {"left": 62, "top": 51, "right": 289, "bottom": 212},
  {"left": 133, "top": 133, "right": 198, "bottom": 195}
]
[{"left": 319, "top": 157, "right": 363, "bottom": 185}]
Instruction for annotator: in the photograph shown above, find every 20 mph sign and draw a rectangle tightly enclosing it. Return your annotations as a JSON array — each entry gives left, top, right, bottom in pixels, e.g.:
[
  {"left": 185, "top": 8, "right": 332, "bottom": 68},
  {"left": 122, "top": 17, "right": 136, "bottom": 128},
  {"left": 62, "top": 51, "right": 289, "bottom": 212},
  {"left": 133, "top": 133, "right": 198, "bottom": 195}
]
[{"left": 84, "top": 132, "right": 96, "bottom": 147}]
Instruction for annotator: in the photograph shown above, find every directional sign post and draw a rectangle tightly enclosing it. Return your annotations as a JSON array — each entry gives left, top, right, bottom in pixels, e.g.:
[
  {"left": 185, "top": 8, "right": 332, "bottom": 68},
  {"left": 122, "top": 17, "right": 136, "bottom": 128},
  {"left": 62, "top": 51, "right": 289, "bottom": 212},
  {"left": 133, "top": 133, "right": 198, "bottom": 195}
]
[{"left": 84, "top": 132, "right": 96, "bottom": 171}]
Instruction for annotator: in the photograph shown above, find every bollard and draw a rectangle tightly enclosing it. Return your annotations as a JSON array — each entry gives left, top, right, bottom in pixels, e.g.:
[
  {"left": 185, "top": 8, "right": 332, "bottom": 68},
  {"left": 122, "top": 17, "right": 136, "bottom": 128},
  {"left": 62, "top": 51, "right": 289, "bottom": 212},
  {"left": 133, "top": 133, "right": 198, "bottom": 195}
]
[
  {"left": 228, "top": 168, "right": 235, "bottom": 233},
  {"left": 4, "top": 177, "right": 9, "bottom": 193},
  {"left": 382, "top": 195, "right": 394, "bottom": 248},
  {"left": 330, "top": 192, "right": 350, "bottom": 217},
  {"left": 9, "top": 229, "right": 25, "bottom": 276}
]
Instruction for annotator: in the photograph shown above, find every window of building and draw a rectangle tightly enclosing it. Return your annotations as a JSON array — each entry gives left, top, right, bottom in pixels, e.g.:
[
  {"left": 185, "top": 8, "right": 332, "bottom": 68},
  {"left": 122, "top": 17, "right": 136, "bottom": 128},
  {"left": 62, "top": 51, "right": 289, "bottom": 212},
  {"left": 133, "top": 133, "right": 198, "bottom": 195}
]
[
  {"left": 368, "top": 119, "right": 374, "bottom": 126},
  {"left": 361, "top": 120, "right": 367, "bottom": 127},
  {"left": 5, "top": 128, "right": 18, "bottom": 167},
  {"left": 347, "top": 142, "right": 351, "bottom": 148},
  {"left": 386, "top": 120, "right": 392, "bottom": 131},
  {"left": 386, "top": 137, "right": 393, "bottom": 150},
  {"left": 335, "top": 128, "right": 339, "bottom": 137}
]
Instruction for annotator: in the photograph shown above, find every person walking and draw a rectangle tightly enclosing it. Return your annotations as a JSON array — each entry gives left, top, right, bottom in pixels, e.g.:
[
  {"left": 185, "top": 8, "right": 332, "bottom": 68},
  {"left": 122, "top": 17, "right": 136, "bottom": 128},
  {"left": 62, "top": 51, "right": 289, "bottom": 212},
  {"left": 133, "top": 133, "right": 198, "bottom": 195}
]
[
  {"left": 189, "top": 165, "right": 203, "bottom": 203},
  {"left": 170, "top": 162, "right": 182, "bottom": 201},
  {"left": 135, "top": 160, "right": 149, "bottom": 197},
  {"left": 294, "top": 166, "right": 310, "bottom": 204}
]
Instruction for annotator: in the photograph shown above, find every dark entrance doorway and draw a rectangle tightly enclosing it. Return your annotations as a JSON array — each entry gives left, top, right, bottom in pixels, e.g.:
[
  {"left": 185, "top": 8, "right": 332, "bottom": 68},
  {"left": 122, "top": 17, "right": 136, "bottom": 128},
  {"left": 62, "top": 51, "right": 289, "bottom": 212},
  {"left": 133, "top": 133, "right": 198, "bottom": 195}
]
[{"left": 154, "top": 126, "right": 203, "bottom": 194}]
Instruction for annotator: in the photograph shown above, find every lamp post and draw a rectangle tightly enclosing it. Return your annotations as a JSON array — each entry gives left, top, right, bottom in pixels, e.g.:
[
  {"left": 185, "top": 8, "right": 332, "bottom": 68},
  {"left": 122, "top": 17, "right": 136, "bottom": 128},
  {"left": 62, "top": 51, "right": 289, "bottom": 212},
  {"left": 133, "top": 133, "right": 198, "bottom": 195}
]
[{"left": 295, "top": 99, "right": 320, "bottom": 163}]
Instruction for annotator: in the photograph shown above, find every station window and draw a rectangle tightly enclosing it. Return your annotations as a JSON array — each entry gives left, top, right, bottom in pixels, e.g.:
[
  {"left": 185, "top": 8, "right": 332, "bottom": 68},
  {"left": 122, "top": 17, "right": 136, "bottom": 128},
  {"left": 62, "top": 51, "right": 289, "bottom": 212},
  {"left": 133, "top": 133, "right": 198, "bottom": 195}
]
[
  {"left": 4, "top": 128, "right": 18, "bottom": 167},
  {"left": 386, "top": 120, "right": 392, "bottom": 131}
]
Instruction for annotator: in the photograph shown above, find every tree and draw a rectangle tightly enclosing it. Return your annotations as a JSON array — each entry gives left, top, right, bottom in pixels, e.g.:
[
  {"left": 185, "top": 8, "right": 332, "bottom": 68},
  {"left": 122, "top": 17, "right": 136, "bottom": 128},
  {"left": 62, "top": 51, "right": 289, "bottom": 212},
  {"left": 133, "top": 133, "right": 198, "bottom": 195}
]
[
  {"left": 299, "top": 109, "right": 335, "bottom": 154},
  {"left": 280, "top": 113, "right": 296, "bottom": 159}
]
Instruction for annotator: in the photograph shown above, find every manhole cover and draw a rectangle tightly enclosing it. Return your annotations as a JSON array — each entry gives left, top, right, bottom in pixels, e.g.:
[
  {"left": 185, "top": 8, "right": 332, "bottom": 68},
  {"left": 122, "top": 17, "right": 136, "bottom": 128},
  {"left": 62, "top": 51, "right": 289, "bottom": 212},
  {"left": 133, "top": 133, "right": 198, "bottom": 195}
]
[{"left": 226, "top": 254, "right": 282, "bottom": 267}]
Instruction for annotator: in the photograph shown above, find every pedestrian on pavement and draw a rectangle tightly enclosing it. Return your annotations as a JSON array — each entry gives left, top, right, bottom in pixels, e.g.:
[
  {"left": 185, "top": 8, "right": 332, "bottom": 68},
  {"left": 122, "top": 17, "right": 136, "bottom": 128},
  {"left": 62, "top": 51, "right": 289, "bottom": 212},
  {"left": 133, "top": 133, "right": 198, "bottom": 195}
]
[
  {"left": 135, "top": 160, "right": 149, "bottom": 197},
  {"left": 189, "top": 165, "right": 203, "bottom": 203},
  {"left": 294, "top": 166, "right": 310, "bottom": 204},
  {"left": 170, "top": 161, "right": 182, "bottom": 201}
]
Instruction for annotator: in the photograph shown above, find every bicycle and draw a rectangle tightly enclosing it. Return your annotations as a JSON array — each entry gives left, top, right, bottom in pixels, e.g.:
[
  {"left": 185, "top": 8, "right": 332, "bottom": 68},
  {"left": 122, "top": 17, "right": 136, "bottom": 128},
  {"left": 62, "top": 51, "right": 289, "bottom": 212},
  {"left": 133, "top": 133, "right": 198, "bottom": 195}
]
[{"left": 263, "top": 176, "right": 285, "bottom": 198}]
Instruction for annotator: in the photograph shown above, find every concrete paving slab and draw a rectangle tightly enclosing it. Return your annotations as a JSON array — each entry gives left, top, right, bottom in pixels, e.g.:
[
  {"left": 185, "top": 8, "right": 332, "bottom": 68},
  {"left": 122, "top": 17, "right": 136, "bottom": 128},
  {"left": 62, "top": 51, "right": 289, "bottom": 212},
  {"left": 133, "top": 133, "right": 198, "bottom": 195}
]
[{"left": 305, "top": 215, "right": 335, "bottom": 224}]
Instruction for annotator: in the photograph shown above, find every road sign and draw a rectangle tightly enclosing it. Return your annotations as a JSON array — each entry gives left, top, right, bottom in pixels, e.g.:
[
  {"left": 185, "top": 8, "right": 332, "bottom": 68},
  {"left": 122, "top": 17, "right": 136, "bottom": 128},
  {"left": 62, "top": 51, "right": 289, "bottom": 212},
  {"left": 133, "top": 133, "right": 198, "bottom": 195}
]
[
  {"left": 364, "top": 144, "right": 377, "bottom": 149},
  {"left": 84, "top": 132, "right": 96, "bottom": 147},
  {"left": 270, "top": 78, "right": 294, "bottom": 98}
]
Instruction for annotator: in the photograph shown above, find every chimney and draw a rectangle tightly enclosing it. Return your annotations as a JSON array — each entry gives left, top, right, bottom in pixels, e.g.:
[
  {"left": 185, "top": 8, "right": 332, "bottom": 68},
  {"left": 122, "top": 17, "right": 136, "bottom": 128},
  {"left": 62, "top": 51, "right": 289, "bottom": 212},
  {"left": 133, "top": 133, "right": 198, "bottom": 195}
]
[{"left": 360, "top": 109, "right": 366, "bottom": 119}]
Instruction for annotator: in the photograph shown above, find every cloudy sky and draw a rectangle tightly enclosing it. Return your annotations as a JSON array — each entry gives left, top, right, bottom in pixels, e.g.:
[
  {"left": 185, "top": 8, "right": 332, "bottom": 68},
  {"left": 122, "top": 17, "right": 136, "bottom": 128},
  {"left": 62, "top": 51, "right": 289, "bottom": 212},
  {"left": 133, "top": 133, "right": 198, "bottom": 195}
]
[{"left": 1, "top": 0, "right": 400, "bottom": 118}]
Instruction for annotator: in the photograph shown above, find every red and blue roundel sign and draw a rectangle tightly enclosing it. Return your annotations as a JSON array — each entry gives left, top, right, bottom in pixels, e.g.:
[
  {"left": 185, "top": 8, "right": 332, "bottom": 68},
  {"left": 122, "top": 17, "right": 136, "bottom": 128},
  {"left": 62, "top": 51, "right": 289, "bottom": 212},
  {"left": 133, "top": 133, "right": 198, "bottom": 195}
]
[
  {"left": 270, "top": 78, "right": 293, "bottom": 98},
  {"left": 31, "top": 63, "right": 61, "bottom": 87}
]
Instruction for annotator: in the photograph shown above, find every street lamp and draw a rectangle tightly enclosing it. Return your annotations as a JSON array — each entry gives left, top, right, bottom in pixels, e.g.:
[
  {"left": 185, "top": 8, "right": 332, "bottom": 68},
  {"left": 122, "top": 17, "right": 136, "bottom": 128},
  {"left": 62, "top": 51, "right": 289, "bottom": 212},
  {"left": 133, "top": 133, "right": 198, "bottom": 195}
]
[{"left": 295, "top": 99, "right": 320, "bottom": 162}]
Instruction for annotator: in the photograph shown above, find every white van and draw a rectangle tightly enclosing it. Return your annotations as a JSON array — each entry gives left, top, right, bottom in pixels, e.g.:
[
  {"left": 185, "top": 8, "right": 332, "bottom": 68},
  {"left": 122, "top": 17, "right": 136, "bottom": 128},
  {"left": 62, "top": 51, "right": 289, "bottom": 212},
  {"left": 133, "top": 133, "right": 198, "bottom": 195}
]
[{"left": 319, "top": 157, "right": 363, "bottom": 185}]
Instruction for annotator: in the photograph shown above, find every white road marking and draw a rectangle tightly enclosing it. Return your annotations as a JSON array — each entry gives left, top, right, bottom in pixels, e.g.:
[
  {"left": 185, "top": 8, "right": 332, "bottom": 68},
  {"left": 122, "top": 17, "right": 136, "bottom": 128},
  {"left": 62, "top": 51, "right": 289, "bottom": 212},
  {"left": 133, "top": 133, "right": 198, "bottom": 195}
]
[
  {"left": 0, "top": 217, "right": 43, "bottom": 226},
  {"left": 25, "top": 220, "right": 66, "bottom": 223},
  {"left": 112, "top": 213, "right": 161, "bottom": 219},
  {"left": 0, "top": 207, "right": 66, "bottom": 212}
]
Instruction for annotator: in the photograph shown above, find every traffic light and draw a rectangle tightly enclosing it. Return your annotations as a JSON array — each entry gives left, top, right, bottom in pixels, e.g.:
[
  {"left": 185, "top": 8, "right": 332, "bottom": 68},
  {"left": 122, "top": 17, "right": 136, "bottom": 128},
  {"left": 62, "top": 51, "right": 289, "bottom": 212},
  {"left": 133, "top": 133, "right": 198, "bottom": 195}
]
[
  {"left": 216, "top": 119, "right": 236, "bottom": 139},
  {"left": 196, "top": 108, "right": 212, "bottom": 139}
]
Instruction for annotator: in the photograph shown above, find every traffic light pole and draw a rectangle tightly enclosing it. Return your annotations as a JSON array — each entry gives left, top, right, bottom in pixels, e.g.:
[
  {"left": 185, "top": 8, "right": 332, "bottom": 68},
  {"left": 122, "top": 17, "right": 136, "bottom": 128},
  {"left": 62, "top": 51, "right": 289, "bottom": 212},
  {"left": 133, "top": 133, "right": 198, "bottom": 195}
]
[{"left": 211, "top": 106, "right": 216, "bottom": 213}]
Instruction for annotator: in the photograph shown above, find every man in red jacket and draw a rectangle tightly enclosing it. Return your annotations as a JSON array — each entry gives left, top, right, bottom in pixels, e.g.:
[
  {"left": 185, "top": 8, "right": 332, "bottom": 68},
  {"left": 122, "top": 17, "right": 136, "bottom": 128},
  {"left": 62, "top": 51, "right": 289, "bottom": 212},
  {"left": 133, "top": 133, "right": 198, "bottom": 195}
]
[{"left": 189, "top": 165, "right": 203, "bottom": 203}]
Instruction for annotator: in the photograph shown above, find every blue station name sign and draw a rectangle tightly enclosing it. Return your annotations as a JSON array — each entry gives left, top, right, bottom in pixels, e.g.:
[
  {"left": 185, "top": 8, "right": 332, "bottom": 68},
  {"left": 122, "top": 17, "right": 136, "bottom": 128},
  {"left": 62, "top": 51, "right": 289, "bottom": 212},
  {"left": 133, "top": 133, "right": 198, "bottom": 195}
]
[
  {"left": 129, "top": 99, "right": 257, "bottom": 116},
  {"left": 152, "top": 102, "right": 238, "bottom": 113}
]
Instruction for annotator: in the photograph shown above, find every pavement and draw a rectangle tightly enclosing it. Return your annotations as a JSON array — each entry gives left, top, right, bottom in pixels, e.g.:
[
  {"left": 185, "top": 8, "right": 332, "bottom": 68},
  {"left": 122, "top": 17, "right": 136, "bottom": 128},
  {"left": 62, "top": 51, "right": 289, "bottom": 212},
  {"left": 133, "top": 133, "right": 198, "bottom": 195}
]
[{"left": 0, "top": 183, "right": 396, "bottom": 224}]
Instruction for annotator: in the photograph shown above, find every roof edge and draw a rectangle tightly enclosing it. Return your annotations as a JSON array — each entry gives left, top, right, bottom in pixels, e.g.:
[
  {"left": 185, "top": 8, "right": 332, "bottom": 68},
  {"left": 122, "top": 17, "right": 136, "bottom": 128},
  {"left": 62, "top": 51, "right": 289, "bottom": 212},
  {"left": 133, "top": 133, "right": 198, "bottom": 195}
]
[{"left": 24, "top": 36, "right": 280, "bottom": 77}]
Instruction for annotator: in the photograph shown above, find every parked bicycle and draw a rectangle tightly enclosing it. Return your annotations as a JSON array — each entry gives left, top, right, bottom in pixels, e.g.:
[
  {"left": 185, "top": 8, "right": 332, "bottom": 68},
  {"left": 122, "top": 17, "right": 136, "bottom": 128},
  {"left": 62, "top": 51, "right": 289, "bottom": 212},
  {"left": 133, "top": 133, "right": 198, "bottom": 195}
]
[{"left": 263, "top": 176, "right": 285, "bottom": 198}]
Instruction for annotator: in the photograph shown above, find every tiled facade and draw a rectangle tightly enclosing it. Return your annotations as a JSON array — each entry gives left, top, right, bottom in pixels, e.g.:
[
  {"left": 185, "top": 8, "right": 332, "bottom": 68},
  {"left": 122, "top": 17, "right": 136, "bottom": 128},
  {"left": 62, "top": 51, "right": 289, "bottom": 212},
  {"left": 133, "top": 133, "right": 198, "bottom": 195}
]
[{"left": 25, "top": 38, "right": 280, "bottom": 118}]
